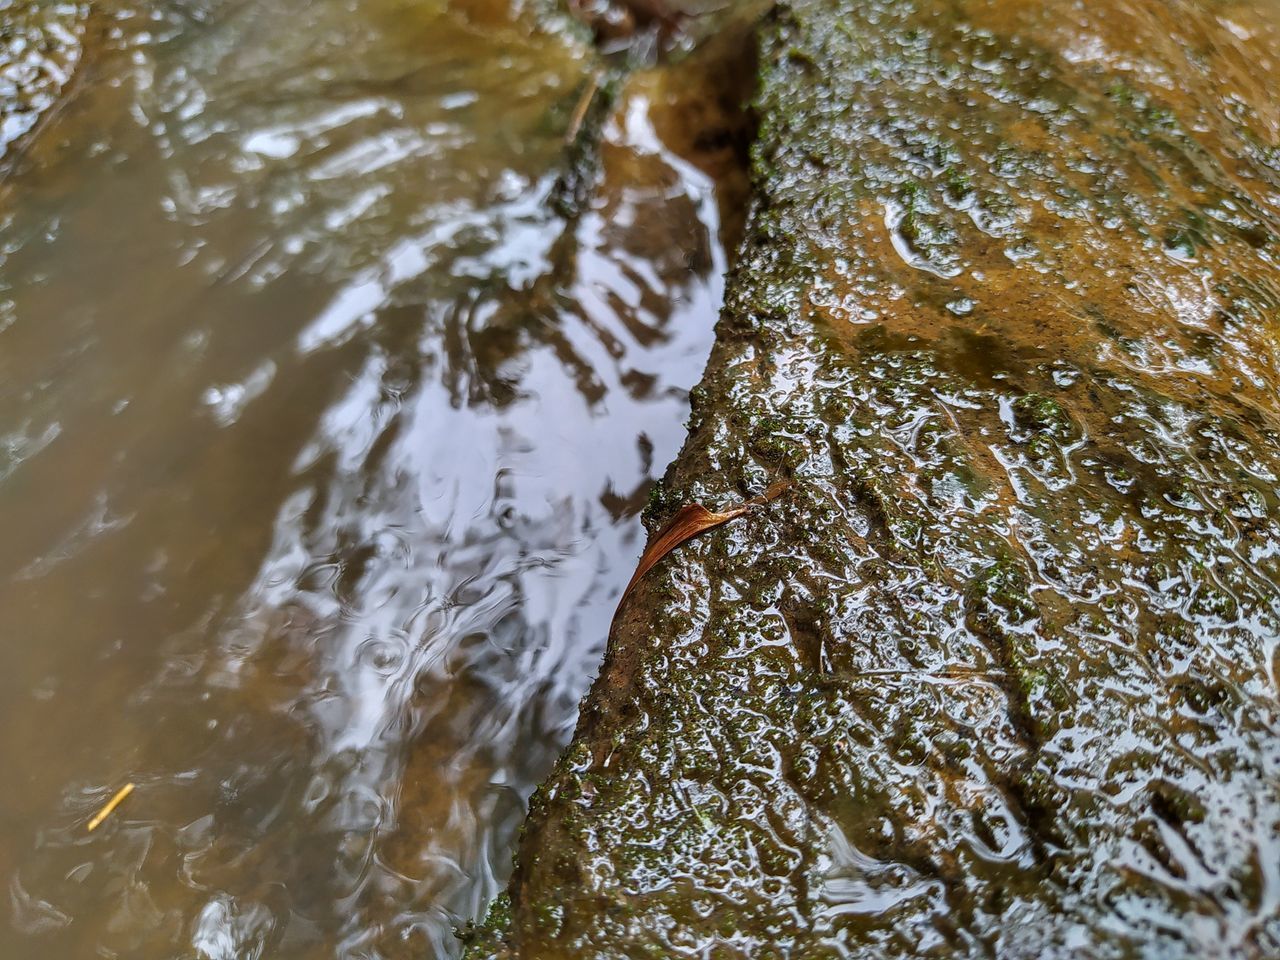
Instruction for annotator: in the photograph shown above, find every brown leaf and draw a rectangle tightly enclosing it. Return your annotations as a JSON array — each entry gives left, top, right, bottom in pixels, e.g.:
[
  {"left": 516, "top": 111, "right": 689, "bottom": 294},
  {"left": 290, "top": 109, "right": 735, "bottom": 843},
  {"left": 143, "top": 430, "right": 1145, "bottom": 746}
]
[{"left": 614, "top": 480, "right": 790, "bottom": 619}]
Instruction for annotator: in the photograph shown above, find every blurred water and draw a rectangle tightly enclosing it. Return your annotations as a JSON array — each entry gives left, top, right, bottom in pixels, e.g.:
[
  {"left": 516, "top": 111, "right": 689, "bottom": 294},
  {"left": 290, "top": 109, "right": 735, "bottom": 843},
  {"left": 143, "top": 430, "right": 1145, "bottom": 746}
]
[{"left": 0, "top": 0, "right": 737, "bottom": 955}]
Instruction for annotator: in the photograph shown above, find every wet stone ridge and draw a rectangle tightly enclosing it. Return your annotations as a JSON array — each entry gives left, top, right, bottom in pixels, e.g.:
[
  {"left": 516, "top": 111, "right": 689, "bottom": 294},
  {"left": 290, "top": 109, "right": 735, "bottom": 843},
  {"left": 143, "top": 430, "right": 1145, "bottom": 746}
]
[
  {"left": 0, "top": 1, "right": 88, "bottom": 165},
  {"left": 472, "top": 0, "right": 1280, "bottom": 955}
]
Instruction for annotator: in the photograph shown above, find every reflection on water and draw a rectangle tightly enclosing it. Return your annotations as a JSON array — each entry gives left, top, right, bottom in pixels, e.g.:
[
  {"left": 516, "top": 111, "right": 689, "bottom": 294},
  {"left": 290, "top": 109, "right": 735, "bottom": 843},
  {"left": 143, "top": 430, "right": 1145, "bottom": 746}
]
[{"left": 0, "top": 0, "right": 736, "bottom": 955}]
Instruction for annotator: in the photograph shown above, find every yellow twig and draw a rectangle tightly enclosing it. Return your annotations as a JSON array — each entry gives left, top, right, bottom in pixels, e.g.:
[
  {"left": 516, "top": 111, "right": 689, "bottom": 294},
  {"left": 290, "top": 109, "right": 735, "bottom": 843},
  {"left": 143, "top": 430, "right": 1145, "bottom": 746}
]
[
  {"left": 565, "top": 73, "right": 600, "bottom": 145},
  {"left": 87, "top": 782, "right": 134, "bottom": 831}
]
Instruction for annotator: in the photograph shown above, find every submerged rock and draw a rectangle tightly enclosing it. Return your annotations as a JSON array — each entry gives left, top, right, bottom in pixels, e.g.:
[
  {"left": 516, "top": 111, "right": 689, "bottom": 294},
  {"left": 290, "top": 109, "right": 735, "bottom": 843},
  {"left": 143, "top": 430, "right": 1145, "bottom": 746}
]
[{"left": 475, "top": 0, "right": 1280, "bottom": 955}]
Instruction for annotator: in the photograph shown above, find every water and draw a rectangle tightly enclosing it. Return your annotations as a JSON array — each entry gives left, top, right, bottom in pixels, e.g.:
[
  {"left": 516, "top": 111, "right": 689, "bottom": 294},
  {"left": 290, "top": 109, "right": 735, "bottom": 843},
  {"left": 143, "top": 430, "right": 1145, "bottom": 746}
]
[{"left": 0, "top": 1, "right": 745, "bottom": 956}]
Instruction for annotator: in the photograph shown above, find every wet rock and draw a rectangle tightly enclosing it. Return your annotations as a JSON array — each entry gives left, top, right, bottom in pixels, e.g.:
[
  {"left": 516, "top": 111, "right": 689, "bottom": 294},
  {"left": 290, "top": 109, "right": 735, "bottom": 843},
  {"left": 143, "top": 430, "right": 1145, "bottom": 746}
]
[
  {"left": 0, "top": 1, "right": 89, "bottom": 168},
  {"left": 478, "top": 0, "right": 1280, "bottom": 956}
]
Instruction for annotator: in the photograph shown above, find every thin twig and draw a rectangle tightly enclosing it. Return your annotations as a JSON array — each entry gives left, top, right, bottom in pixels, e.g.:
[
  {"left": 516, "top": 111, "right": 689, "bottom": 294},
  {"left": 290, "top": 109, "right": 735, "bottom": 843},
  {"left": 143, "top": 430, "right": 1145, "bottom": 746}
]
[
  {"left": 87, "top": 782, "right": 134, "bottom": 831},
  {"left": 565, "top": 72, "right": 601, "bottom": 146}
]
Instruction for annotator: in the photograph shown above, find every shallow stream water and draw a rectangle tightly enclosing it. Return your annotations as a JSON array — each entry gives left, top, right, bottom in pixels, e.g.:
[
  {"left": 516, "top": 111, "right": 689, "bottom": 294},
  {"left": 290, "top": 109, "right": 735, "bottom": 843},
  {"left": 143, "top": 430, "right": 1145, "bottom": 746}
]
[{"left": 0, "top": 1, "right": 744, "bottom": 956}]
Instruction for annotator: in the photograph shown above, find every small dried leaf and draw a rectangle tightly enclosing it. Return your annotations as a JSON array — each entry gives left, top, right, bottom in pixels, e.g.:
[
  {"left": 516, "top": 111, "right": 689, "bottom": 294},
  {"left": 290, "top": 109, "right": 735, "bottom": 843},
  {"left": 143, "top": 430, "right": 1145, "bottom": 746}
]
[
  {"left": 621, "top": 503, "right": 745, "bottom": 602},
  {"left": 614, "top": 481, "right": 790, "bottom": 619}
]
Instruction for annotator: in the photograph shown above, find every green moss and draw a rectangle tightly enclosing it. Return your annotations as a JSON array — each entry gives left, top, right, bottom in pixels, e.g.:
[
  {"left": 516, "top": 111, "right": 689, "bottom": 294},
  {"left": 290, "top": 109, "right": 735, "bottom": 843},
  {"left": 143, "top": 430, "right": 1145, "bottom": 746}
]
[
  {"left": 1012, "top": 392, "right": 1074, "bottom": 439},
  {"left": 944, "top": 166, "right": 974, "bottom": 200},
  {"left": 967, "top": 554, "right": 1038, "bottom": 628},
  {"left": 1106, "top": 80, "right": 1135, "bottom": 105},
  {"left": 643, "top": 478, "right": 682, "bottom": 527},
  {"left": 458, "top": 892, "right": 513, "bottom": 959}
]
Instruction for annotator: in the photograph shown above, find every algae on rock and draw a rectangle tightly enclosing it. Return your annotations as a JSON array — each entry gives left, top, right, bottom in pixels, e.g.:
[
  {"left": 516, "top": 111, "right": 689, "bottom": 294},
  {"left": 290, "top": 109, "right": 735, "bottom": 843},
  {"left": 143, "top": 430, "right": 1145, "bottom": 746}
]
[{"left": 476, "top": 0, "right": 1280, "bottom": 955}]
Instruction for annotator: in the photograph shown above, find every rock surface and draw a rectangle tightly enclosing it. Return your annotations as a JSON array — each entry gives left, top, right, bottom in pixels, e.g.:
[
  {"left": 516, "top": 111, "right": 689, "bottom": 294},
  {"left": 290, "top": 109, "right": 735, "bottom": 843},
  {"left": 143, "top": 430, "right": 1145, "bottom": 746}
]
[
  {"left": 472, "top": 0, "right": 1280, "bottom": 955},
  {"left": 0, "top": 1, "right": 89, "bottom": 168}
]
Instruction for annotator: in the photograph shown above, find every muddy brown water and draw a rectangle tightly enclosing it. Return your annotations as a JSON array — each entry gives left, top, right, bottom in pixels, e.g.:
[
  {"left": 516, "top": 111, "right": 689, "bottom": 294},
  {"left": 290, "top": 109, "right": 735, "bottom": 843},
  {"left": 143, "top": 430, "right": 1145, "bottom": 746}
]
[{"left": 0, "top": 1, "right": 749, "bottom": 956}]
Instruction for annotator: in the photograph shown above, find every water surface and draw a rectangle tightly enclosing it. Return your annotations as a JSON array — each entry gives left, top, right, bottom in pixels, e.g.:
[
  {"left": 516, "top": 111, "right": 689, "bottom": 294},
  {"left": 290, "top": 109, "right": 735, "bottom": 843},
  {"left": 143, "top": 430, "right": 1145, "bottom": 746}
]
[{"left": 0, "top": 1, "right": 737, "bottom": 955}]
